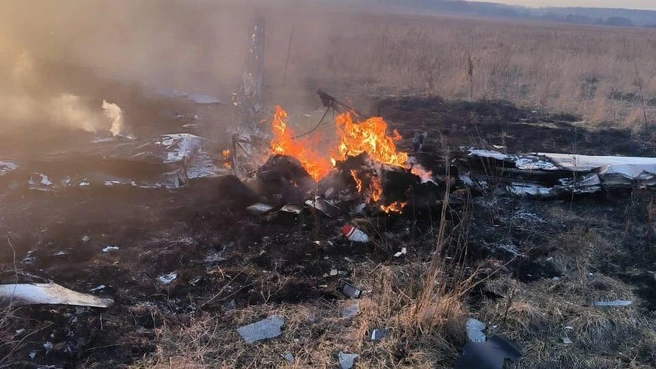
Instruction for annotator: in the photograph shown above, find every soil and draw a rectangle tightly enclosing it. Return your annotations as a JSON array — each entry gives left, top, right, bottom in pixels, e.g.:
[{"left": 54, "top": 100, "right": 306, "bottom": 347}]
[{"left": 2, "top": 86, "right": 656, "bottom": 368}]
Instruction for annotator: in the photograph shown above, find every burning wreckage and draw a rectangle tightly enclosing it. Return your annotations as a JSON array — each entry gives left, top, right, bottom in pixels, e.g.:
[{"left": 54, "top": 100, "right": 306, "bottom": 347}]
[{"left": 0, "top": 17, "right": 655, "bottom": 220}]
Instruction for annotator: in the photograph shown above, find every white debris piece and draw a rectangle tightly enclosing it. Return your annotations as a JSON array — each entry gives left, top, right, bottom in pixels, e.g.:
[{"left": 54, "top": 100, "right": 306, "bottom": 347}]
[
  {"left": 338, "top": 352, "right": 359, "bottom": 369},
  {"left": 394, "top": 247, "right": 407, "bottom": 257},
  {"left": 466, "top": 148, "right": 510, "bottom": 161},
  {"left": 0, "top": 283, "right": 113, "bottom": 308},
  {"left": 594, "top": 300, "right": 632, "bottom": 307},
  {"left": 342, "top": 225, "right": 369, "bottom": 243},
  {"left": 466, "top": 318, "right": 487, "bottom": 343},
  {"left": 0, "top": 161, "right": 18, "bottom": 176},
  {"left": 563, "top": 337, "right": 573, "bottom": 344},
  {"left": 237, "top": 315, "right": 284, "bottom": 344},
  {"left": 155, "top": 133, "right": 203, "bottom": 164},
  {"left": 102, "top": 246, "right": 119, "bottom": 253},
  {"left": 89, "top": 285, "right": 106, "bottom": 292},
  {"left": 158, "top": 273, "right": 177, "bottom": 285},
  {"left": 282, "top": 353, "right": 294, "bottom": 362}
]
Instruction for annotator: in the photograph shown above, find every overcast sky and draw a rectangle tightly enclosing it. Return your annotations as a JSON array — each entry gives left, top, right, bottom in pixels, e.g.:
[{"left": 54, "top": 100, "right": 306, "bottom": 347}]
[{"left": 484, "top": 0, "right": 656, "bottom": 10}]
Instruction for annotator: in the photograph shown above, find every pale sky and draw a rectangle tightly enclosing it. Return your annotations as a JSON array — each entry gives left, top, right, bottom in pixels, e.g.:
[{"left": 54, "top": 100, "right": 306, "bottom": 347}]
[{"left": 484, "top": 0, "right": 656, "bottom": 10}]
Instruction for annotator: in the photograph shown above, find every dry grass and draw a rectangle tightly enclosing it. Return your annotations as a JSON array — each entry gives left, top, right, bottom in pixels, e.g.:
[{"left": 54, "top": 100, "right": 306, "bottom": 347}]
[
  {"left": 133, "top": 184, "right": 484, "bottom": 368},
  {"left": 260, "top": 11, "right": 656, "bottom": 130}
]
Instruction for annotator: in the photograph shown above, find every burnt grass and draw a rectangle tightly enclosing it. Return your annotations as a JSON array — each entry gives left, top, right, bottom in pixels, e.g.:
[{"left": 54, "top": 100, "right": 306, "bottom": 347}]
[{"left": 2, "top": 95, "right": 656, "bottom": 368}]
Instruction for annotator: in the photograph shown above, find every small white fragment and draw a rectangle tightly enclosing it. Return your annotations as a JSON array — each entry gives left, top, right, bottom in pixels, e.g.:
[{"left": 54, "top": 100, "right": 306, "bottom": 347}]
[
  {"left": 15, "top": 328, "right": 25, "bottom": 335},
  {"left": 158, "top": 273, "right": 177, "bottom": 285},
  {"left": 102, "top": 246, "right": 119, "bottom": 253},
  {"left": 43, "top": 342, "right": 53, "bottom": 352},
  {"left": 282, "top": 353, "right": 294, "bottom": 362},
  {"left": 564, "top": 326, "right": 574, "bottom": 330},
  {"left": 29, "top": 351, "right": 36, "bottom": 360},
  {"left": 563, "top": 337, "right": 573, "bottom": 344},
  {"left": 82, "top": 236, "right": 90, "bottom": 242},
  {"left": 53, "top": 251, "right": 67, "bottom": 256},
  {"left": 394, "top": 247, "right": 407, "bottom": 257},
  {"left": 330, "top": 269, "right": 338, "bottom": 276},
  {"left": 89, "top": 285, "right": 106, "bottom": 292},
  {"left": 594, "top": 300, "right": 632, "bottom": 307},
  {"left": 338, "top": 352, "right": 359, "bottom": 369}
]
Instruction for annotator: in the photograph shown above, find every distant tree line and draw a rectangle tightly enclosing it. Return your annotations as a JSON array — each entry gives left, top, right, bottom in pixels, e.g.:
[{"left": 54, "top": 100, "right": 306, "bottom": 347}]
[{"left": 366, "top": 0, "right": 656, "bottom": 28}]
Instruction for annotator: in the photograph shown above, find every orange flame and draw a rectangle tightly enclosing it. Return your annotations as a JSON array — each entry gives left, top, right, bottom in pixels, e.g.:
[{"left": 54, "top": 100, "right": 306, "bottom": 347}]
[
  {"left": 270, "top": 105, "right": 332, "bottom": 181},
  {"left": 350, "top": 169, "right": 362, "bottom": 193},
  {"left": 268, "top": 106, "right": 411, "bottom": 208},
  {"left": 411, "top": 166, "right": 433, "bottom": 182},
  {"left": 369, "top": 176, "right": 382, "bottom": 203},
  {"left": 222, "top": 149, "right": 232, "bottom": 169},
  {"left": 380, "top": 201, "right": 407, "bottom": 214},
  {"left": 332, "top": 112, "right": 408, "bottom": 168}
]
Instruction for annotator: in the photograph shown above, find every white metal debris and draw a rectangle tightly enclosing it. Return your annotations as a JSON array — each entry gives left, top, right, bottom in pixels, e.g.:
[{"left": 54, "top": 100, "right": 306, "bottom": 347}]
[
  {"left": 237, "top": 315, "right": 284, "bottom": 344},
  {"left": 594, "top": 300, "right": 632, "bottom": 307},
  {"left": 338, "top": 352, "right": 359, "bottom": 369},
  {"left": 394, "top": 247, "right": 408, "bottom": 257},
  {"left": 102, "top": 246, "right": 119, "bottom": 253},
  {"left": 466, "top": 318, "right": 487, "bottom": 343},
  {"left": 0, "top": 161, "right": 18, "bottom": 176},
  {"left": 158, "top": 273, "right": 177, "bottom": 285},
  {"left": 0, "top": 283, "right": 113, "bottom": 308}
]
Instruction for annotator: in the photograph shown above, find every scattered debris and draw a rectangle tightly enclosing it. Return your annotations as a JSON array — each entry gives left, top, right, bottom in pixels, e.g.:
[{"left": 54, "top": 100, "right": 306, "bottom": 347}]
[
  {"left": 394, "top": 247, "right": 407, "bottom": 257},
  {"left": 563, "top": 337, "right": 573, "bottom": 344},
  {"left": 237, "top": 315, "right": 284, "bottom": 344},
  {"left": 371, "top": 328, "right": 390, "bottom": 341},
  {"left": 466, "top": 318, "right": 487, "bottom": 343},
  {"left": 340, "top": 302, "right": 359, "bottom": 319},
  {"left": 338, "top": 352, "right": 359, "bottom": 369},
  {"left": 306, "top": 198, "right": 341, "bottom": 218},
  {"left": 594, "top": 300, "right": 632, "bottom": 307},
  {"left": 282, "top": 352, "right": 294, "bottom": 362},
  {"left": 338, "top": 280, "right": 362, "bottom": 299},
  {"left": 0, "top": 283, "right": 113, "bottom": 308},
  {"left": 102, "top": 246, "right": 119, "bottom": 253},
  {"left": 455, "top": 335, "right": 523, "bottom": 369},
  {"left": 342, "top": 225, "right": 369, "bottom": 243},
  {"left": 158, "top": 273, "right": 177, "bottom": 285},
  {"left": 246, "top": 203, "right": 275, "bottom": 216},
  {"left": 460, "top": 148, "right": 656, "bottom": 197}
]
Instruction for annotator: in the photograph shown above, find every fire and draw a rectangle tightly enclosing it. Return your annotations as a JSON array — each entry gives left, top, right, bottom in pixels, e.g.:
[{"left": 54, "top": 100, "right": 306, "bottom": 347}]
[
  {"left": 222, "top": 149, "right": 232, "bottom": 169},
  {"left": 267, "top": 105, "right": 417, "bottom": 206},
  {"left": 411, "top": 166, "right": 433, "bottom": 183},
  {"left": 380, "top": 201, "right": 407, "bottom": 214},
  {"left": 369, "top": 176, "right": 382, "bottom": 203},
  {"left": 350, "top": 170, "right": 362, "bottom": 193},
  {"left": 269, "top": 105, "right": 332, "bottom": 181},
  {"left": 332, "top": 112, "right": 408, "bottom": 168}
]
